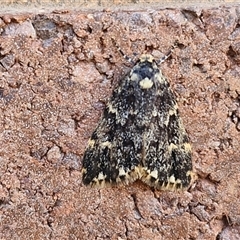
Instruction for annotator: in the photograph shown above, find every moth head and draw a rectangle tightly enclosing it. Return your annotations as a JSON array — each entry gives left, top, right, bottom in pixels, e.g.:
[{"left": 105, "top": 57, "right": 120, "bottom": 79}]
[{"left": 139, "top": 54, "right": 155, "bottom": 63}]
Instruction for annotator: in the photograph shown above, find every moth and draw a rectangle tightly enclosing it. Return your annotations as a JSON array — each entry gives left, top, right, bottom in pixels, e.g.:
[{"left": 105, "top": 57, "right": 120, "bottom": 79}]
[{"left": 82, "top": 45, "right": 195, "bottom": 190}]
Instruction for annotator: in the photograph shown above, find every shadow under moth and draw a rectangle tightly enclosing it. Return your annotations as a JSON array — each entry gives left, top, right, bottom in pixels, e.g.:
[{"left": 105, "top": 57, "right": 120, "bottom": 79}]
[{"left": 82, "top": 46, "right": 195, "bottom": 190}]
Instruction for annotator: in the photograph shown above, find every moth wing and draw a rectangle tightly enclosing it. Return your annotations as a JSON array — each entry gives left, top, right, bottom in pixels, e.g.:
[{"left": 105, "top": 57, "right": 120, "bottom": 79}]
[
  {"left": 82, "top": 75, "right": 143, "bottom": 187},
  {"left": 140, "top": 76, "right": 194, "bottom": 190}
]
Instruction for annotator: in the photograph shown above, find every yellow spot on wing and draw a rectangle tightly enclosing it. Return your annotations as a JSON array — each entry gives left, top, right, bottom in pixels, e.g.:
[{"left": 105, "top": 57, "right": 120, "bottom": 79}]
[
  {"left": 184, "top": 143, "right": 192, "bottom": 152},
  {"left": 150, "top": 169, "right": 158, "bottom": 179},
  {"left": 107, "top": 103, "right": 117, "bottom": 113},
  {"left": 130, "top": 73, "right": 139, "bottom": 82},
  {"left": 88, "top": 139, "right": 95, "bottom": 148},
  {"left": 139, "top": 78, "right": 153, "bottom": 89},
  {"left": 101, "top": 141, "right": 112, "bottom": 148}
]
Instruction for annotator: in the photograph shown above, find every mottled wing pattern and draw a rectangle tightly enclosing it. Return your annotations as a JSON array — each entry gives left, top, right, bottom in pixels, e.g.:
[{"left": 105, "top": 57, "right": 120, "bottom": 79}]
[
  {"left": 82, "top": 54, "right": 195, "bottom": 190},
  {"left": 139, "top": 71, "right": 193, "bottom": 189}
]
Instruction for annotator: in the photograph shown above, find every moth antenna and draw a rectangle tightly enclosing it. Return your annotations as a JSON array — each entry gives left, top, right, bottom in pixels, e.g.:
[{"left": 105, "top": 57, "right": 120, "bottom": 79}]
[
  {"left": 157, "top": 41, "right": 179, "bottom": 65},
  {"left": 111, "top": 37, "right": 135, "bottom": 64}
]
